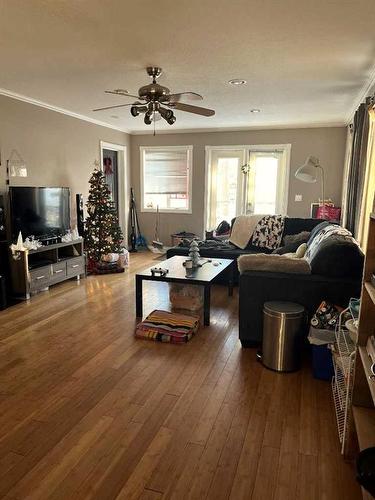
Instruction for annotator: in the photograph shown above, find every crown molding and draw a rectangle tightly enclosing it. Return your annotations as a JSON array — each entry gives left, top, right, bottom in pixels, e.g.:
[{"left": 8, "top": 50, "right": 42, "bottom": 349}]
[
  {"left": 0, "top": 88, "right": 130, "bottom": 134},
  {"left": 129, "top": 121, "right": 346, "bottom": 135},
  {"left": 0, "top": 87, "right": 349, "bottom": 136},
  {"left": 345, "top": 63, "right": 375, "bottom": 125}
]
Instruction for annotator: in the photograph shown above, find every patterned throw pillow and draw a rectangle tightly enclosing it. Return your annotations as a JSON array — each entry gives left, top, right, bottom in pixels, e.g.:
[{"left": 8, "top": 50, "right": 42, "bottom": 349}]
[{"left": 252, "top": 215, "right": 285, "bottom": 250}]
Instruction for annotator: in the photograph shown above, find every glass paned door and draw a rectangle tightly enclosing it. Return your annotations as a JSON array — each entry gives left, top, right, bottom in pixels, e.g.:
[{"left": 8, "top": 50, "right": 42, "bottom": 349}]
[
  {"left": 206, "top": 146, "right": 289, "bottom": 232},
  {"left": 207, "top": 149, "right": 245, "bottom": 230},
  {"left": 245, "top": 151, "right": 283, "bottom": 215}
]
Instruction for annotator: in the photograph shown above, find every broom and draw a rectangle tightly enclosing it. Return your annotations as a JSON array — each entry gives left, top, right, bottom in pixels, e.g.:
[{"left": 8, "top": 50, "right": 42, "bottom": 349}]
[{"left": 151, "top": 205, "right": 164, "bottom": 251}]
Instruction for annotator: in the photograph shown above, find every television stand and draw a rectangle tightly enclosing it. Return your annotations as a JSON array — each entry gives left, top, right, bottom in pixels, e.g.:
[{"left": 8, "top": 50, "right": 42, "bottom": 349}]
[
  {"left": 9, "top": 239, "right": 85, "bottom": 300},
  {"left": 40, "top": 236, "right": 62, "bottom": 246}
]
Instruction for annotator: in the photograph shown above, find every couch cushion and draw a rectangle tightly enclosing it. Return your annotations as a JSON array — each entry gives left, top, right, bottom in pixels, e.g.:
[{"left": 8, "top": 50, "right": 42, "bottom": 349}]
[
  {"left": 305, "top": 224, "right": 364, "bottom": 277},
  {"left": 273, "top": 240, "right": 304, "bottom": 254},
  {"left": 283, "top": 217, "right": 325, "bottom": 237},
  {"left": 283, "top": 230, "right": 311, "bottom": 246},
  {"left": 238, "top": 253, "right": 311, "bottom": 274}
]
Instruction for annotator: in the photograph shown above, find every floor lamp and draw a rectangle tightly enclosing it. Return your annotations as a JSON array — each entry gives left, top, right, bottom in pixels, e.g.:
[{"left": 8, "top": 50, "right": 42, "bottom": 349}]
[{"left": 295, "top": 156, "right": 326, "bottom": 214}]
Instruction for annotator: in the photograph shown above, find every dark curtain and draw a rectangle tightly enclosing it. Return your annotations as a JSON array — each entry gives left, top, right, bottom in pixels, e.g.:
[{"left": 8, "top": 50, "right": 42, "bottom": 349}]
[{"left": 345, "top": 102, "right": 370, "bottom": 236}]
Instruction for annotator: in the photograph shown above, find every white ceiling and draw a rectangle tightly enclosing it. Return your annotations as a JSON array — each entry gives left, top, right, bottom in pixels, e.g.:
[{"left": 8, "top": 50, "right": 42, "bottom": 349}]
[{"left": 1, "top": 0, "right": 375, "bottom": 134}]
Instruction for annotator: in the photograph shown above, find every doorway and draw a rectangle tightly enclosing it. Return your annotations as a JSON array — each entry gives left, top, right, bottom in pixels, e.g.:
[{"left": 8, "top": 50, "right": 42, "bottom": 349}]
[
  {"left": 100, "top": 141, "right": 128, "bottom": 243},
  {"left": 102, "top": 149, "right": 119, "bottom": 215},
  {"left": 205, "top": 145, "right": 290, "bottom": 231}
]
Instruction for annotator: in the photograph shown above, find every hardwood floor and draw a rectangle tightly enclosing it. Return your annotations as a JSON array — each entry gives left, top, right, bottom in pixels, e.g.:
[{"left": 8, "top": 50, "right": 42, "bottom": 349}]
[{"left": 0, "top": 252, "right": 361, "bottom": 499}]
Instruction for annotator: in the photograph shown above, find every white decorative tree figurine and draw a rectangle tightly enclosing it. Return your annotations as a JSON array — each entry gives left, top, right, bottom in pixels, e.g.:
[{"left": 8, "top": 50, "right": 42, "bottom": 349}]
[{"left": 189, "top": 240, "right": 200, "bottom": 268}]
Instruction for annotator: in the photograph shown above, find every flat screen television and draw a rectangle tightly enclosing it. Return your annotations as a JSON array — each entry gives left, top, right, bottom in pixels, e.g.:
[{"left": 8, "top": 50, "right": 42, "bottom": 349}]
[{"left": 9, "top": 186, "right": 70, "bottom": 241}]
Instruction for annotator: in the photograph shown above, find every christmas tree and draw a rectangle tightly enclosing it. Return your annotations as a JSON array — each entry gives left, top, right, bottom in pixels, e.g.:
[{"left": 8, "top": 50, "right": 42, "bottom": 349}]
[{"left": 85, "top": 168, "right": 124, "bottom": 265}]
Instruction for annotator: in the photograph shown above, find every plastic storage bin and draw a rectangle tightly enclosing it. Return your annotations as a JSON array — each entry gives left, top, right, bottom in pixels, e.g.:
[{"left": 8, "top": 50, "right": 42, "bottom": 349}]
[
  {"left": 312, "top": 344, "right": 334, "bottom": 380},
  {"left": 308, "top": 326, "right": 335, "bottom": 380}
]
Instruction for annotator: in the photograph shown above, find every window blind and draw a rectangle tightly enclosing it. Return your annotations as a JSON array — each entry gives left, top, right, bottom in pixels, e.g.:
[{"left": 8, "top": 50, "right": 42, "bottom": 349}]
[{"left": 143, "top": 149, "right": 189, "bottom": 195}]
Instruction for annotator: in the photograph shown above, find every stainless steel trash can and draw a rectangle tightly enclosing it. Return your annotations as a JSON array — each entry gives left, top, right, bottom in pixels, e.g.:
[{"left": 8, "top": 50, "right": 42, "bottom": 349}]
[{"left": 262, "top": 301, "right": 305, "bottom": 372}]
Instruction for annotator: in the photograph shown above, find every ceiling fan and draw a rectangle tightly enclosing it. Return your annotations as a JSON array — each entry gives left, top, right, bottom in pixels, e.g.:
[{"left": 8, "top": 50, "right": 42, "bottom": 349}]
[{"left": 93, "top": 66, "right": 215, "bottom": 126}]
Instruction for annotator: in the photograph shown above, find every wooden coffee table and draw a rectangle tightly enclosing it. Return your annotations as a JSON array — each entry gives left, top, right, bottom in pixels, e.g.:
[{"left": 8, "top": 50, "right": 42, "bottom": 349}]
[{"left": 135, "top": 255, "right": 234, "bottom": 326}]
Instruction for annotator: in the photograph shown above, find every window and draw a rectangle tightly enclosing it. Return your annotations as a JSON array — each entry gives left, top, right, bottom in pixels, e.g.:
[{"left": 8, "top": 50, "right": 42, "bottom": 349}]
[
  {"left": 205, "top": 145, "right": 290, "bottom": 231},
  {"left": 141, "top": 146, "right": 192, "bottom": 213}
]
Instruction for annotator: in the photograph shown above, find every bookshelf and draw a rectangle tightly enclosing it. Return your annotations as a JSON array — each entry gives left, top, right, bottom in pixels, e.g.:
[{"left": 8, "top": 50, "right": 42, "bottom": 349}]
[{"left": 351, "top": 213, "right": 375, "bottom": 499}]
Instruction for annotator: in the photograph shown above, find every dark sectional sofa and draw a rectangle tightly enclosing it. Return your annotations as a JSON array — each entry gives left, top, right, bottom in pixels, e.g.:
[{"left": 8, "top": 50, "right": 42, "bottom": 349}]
[
  {"left": 167, "top": 217, "right": 364, "bottom": 348},
  {"left": 167, "top": 218, "right": 324, "bottom": 284}
]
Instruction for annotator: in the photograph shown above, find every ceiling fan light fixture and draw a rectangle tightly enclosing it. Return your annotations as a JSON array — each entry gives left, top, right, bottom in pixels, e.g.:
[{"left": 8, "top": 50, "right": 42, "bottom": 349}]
[
  {"left": 228, "top": 78, "right": 247, "bottom": 86},
  {"left": 159, "top": 107, "right": 174, "bottom": 121},
  {"left": 144, "top": 111, "right": 153, "bottom": 125},
  {"left": 166, "top": 114, "right": 176, "bottom": 125},
  {"left": 95, "top": 67, "right": 215, "bottom": 132},
  {"left": 131, "top": 105, "right": 148, "bottom": 117},
  {"left": 131, "top": 106, "right": 139, "bottom": 117}
]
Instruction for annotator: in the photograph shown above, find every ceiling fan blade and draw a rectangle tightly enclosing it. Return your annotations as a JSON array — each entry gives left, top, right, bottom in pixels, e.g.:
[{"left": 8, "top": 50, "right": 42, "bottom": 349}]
[
  {"left": 163, "top": 92, "right": 203, "bottom": 102},
  {"left": 105, "top": 90, "right": 145, "bottom": 100},
  {"left": 168, "top": 102, "right": 215, "bottom": 117},
  {"left": 93, "top": 103, "right": 138, "bottom": 112}
]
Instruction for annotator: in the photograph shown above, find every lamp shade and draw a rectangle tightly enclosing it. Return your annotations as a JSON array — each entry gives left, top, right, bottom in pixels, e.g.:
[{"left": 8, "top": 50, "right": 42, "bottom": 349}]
[{"left": 295, "top": 156, "right": 320, "bottom": 183}]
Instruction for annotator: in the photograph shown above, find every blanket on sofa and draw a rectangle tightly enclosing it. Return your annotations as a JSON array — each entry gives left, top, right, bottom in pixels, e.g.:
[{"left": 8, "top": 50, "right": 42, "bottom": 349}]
[
  {"left": 178, "top": 238, "right": 234, "bottom": 251},
  {"left": 229, "top": 214, "right": 265, "bottom": 249}
]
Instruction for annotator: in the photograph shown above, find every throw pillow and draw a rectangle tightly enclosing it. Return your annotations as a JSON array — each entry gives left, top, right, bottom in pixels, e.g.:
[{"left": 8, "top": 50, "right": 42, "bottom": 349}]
[
  {"left": 283, "top": 230, "right": 310, "bottom": 246},
  {"left": 252, "top": 215, "right": 285, "bottom": 250},
  {"left": 295, "top": 242, "right": 307, "bottom": 258},
  {"left": 238, "top": 253, "right": 311, "bottom": 274}
]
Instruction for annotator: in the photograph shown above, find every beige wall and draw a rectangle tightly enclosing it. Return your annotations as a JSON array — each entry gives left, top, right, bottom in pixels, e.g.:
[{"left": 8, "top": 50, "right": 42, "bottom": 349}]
[
  {"left": 130, "top": 127, "right": 347, "bottom": 243},
  {"left": 0, "top": 95, "right": 130, "bottom": 235},
  {"left": 0, "top": 94, "right": 347, "bottom": 247}
]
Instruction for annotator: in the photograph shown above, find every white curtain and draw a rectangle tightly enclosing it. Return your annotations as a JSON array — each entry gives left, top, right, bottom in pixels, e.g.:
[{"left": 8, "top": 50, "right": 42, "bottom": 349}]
[
  {"left": 358, "top": 107, "right": 375, "bottom": 250},
  {"left": 341, "top": 125, "right": 353, "bottom": 228}
]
